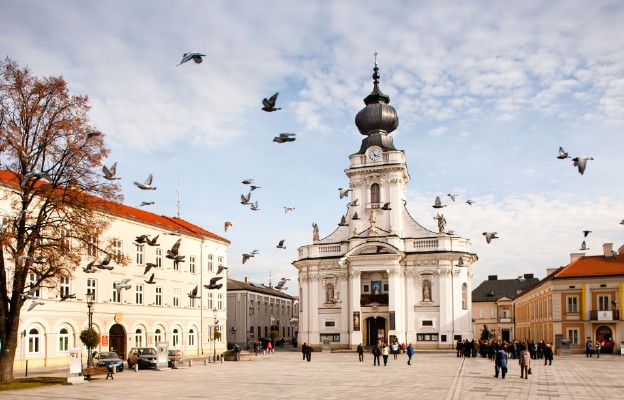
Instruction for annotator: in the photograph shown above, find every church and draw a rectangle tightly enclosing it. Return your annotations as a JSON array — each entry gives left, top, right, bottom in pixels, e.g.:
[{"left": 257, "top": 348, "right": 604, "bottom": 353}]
[{"left": 293, "top": 60, "right": 477, "bottom": 350}]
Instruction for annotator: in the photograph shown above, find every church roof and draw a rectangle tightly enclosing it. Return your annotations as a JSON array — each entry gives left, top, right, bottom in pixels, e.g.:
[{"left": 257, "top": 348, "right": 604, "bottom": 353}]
[{"left": 472, "top": 275, "right": 541, "bottom": 302}]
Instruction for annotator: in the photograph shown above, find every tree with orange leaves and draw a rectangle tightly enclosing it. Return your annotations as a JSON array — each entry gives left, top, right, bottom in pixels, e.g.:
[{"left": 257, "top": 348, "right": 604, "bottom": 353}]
[{"left": 0, "top": 57, "right": 122, "bottom": 382}]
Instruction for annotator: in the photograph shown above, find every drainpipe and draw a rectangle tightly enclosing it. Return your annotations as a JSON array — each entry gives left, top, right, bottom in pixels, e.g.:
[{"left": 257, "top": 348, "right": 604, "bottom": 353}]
[{"left": 200, "top": 238, "right": 204, "bottom": 354}]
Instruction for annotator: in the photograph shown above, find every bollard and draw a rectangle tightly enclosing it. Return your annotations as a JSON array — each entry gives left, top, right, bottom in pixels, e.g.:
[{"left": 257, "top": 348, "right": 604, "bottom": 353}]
[
  {"left": 188, "top": 359, "right": 192, "bottom": 367},
  {"left": 134, "top": 364, "right": 138, "bottom": 372},
  {"left": 221, "top": 354, "right": 223, "bottom": 363},
  {"left": 204, "top": 358, "right": 208, "bottom": 366},
  {"left": 25, "top": 360, "right": 28, "bottom": 377}
]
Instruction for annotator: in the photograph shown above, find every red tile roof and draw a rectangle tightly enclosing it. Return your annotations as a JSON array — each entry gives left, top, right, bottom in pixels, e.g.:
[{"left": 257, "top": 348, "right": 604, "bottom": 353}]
[
  {"left": 555, "top": 252, "right": 624, "bottom": 278},
  {"left": 0, "top": 170, "right": 229, "bottom": 244}
]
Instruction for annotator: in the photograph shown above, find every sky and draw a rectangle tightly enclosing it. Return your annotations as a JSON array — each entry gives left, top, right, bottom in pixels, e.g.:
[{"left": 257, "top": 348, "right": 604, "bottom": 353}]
[{"left": 2, "top": 0, "right": 624, "bottom": 295}]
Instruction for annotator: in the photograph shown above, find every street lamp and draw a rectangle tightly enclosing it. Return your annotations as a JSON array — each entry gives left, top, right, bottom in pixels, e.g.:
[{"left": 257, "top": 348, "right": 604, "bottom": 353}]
[
  {"left": 213, "top": 309, "right": 218, "bottom": 362},
  {"left": 86, "top": 292, "right": 95, "bottom": 368}
]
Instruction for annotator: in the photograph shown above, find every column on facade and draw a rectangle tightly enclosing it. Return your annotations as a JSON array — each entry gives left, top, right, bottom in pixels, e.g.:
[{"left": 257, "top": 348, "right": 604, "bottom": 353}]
[
  {"left": 387, "top": 175, "right": 401, "bottom": 235},
  {"left": 437, "top": 260, "right": 453, "bottom": 341},
  {"left": 582, "top": 283, "right": 591, "bottom": 321},
  {"left": 309, "top": 270, "right": 320, "bottom": 345},
  {"left": 388, "top": 267, "right": 405, "bottom": 343},
  {"left": 349, "top": 269, "right": 362, "bottom": 346},
  {"left": 299, "top": 272, "right": 310, "bottom": 345},
  {"left": 405, "top": 269, "right": 416, "bottom": 342},
  {"left": 339, "top": 271, "right": 349, "bottom": 345}
]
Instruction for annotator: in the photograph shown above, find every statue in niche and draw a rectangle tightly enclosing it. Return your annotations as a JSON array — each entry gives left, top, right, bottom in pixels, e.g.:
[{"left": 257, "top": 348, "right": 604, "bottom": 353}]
[
  {"left": 423, "top": 280, "right": 431, "bottom": 301},
  {"left": 368, "top": 209, "right": 378, "bottom": 236},
  {"left": 326, "top": 283, "right": 335, "bottom": 304},
  {"left": 312, "top": 222, "right": 320, "bottom": 241}
]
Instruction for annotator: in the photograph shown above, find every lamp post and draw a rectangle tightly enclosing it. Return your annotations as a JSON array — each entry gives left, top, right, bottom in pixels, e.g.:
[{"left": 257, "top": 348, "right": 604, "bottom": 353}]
[
  {"left": 213, "top": 308, "right": 218, "bottom": 362},
  {"left": 86, "top": 292, "right": 95, "bottom": 368}
]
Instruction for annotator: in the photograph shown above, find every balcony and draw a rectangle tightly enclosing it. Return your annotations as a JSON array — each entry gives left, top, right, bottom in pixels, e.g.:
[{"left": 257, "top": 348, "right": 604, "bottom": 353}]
[
  {"left": 360, "top": 294, "right": 389, "bottom": 307},
  {"left": 590, "top": 310, "right": 620, "bottom": 321}
]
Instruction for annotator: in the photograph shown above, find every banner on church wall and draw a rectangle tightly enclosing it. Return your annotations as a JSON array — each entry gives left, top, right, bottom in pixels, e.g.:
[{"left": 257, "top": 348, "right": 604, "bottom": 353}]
[
  {"left": 389, "top": 311, "right": 395, "bottom": 330},
  {"left": 353, "top": 312, "right": 360, "bottom": 331}
]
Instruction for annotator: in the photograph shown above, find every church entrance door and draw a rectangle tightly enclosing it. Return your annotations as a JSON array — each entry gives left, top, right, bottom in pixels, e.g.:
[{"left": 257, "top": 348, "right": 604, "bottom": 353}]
[{"left": 365, "top": 317, "right": 386, "bottom": 346}]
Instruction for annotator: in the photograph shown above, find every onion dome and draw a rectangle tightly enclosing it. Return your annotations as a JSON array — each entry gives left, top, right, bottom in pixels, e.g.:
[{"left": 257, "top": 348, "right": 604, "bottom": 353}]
[{"left": 355, "top": 57, "right": 399, "bottom": 153}]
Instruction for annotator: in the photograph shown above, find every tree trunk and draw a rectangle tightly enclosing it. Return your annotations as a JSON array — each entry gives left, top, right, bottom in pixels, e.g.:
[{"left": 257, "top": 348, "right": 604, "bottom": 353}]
[{"left": 0, "top": 309, "right": 21, "bottom": 382}]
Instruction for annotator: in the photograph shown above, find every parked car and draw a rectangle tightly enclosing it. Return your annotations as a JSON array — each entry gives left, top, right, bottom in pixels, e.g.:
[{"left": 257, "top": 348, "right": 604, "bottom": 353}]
[
  {"left": 168, "top": 349, "right": 183, "bottom": 368},
  {"left": 127, "top": 347, "right": 158, "bottom": 369},
  {"left": 94, "top": 351, "right": 124, "bottom": 372}
]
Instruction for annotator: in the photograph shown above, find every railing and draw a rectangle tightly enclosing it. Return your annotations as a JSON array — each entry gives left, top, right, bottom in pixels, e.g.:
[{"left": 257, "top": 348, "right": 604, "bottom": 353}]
[
  {"left": 360, "top": 294, "right": 389, "bottom": 306},
  {"left": 413, "top": 239, "right": 438, "bottom": 250},
  {"left": 590, "top": 310, "right": 620, "bottom": 320}
]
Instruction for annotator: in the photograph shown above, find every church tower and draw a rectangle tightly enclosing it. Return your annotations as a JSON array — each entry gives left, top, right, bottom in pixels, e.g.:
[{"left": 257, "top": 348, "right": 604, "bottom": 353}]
[{"left": 294, "top": 58, "right": 477, "bottom": 350}]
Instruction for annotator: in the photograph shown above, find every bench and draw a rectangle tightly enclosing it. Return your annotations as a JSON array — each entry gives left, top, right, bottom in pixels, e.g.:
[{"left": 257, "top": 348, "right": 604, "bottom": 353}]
[{"left": 83, "top": 366, "right": 114, "bottom": 381}]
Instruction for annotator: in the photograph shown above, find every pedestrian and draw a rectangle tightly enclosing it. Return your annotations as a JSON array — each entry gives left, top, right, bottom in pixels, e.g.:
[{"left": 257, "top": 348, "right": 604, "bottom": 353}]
[
  {"left": 519, "top": 345, "right": 530, "bottom": 379},
  {"left": 456, "top": 339, "right": 463, "bottom": 357},
  {"left": 234, "top": 344, "right": 241, "bottom": 361},
  {"left": 543, "top": 343, "right": 553, "bottom": 366},
  {"left": 357, "top": 343, "right": 364, "bottom": 362},
  {"left": 302, "top": 342, "right": 307, "bottom": 360},
  {"left": 267, "top": 340, "right": 273, "bottom": 354},
  {"left": 406, "top": 343, "right": 414, "bottom": 365},
  {"left": 253, "top": 340, "right": 259, "bottom": 356},
  {"left": 391, "top": 342, "right": 398, "bottom": 360},
  {"left": 494, "top": 345, "right": 508, "bottom": 379},
  {"left": 595, "top": 341, "right": 601, "bottom": 358},
  {"left": 585, "top": 339, "right": 592, "bottom": 357},
  {"left": 382, "top": 343, "right": 389, "bottom": 366},
  {"left": 305, "top": 344, "right": 312, "bottom": 362},
  {"left": 372, "top": 342, "right": 381, "bottom": 366}
]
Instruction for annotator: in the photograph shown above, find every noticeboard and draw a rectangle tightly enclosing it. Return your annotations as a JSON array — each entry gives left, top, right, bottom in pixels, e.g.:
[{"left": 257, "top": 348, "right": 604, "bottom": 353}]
[
  {"left": 156, "top": 342, "right": 169, "bottom": 369},
  {"left": 69, "top": 349, "right": 82, "bottom": 374}
]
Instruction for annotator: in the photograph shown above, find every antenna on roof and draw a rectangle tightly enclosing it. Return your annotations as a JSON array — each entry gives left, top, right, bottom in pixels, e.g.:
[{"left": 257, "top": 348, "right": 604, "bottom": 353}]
[
  {"left": 268, "top": 270, "right": 272, "bottom": 288},
  {"left": 176, "top": 181, "right": 181, "bottom": 218}
]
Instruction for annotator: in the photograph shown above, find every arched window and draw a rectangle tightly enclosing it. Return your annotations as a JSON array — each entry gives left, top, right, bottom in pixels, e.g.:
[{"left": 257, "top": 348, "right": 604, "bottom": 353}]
[
  {"left": 58, "top": 327, "right": 69, "bottom": 352},
  {"left": 172, "top": 328, "right": 180, "bottom": 347},
  {"left": 370, "top": 183, "right": 380, "bottom": 204},
  {"left": 154, "top": 328, "right": 162, "bottom": 343},
  {"left": 461, "top": 283, "right": 468, "bottom": 310},
  {"left": 135, "top": 328, "right": 143, "bottom": 347},
  {"left": 27, "top": 328, "right": 41, "bottom": 354},
  {"left": 188, "top": 328, "right": 195, "bottom": 347}
]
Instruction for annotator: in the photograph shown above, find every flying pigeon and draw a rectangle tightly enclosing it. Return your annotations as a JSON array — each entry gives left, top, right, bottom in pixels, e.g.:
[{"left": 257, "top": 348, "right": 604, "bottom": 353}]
[
  {"left": 134, "top": 174, "right": 156, "bottom": 190},
  {"left": 135, "top": 235, "right": 150, "bottom": 244},
  {"left": 250, "top": 201, "right": 260, "bottom": 211},
  {"left": 273, "top": 133, "right": 296, "bottom": 143},
  {"left": 166, "top": 239, "right": 181, "bottom": 259},
  {"left": 350, "top": 199, "right": 359, "bottom": 207},
  {"left": 583, "top": 230, "right": 592, "bottom": 237},
  {"left": 20, "top": 171, "right": 51, "bottom": 189},
  {"left": 86, "top": 131, "right": 101, "bottom": 139},
  {"left": 27, "top": 301, "right": 45, "bottom": 311},
  {"left": 557, "top": 147, "right": 570, "bottom": 159},
  {"left": 145, "top": 273, "right": 156, "bottom": 284},
  {"left": 284, "top": 207, "right": 295, "bottom": 213},
  {"left": 18, "top": 255, "right": 45, "bottom": 266},
  {"left": 572, "top": 156, "right": 593, "bottom": 175},
  {"left": 138, "top": 201, "right": 154, "bottom": 207},
  {"left": 466, "top": 200, "right": 475, "bottom": 206},
  {"left": 188, "top": 285, "right": 200, "bottom": 299},
  {"left": 208, "top": 276, "right": 223, "bottom": 286},
  {"left": 95, "top": 253, "right": 113, "bottom": 269},
  {"left": 262, "top": 92, "right": 281, "bottom": 112},
  {"left": 580, "top": 241, "right": 589, "bottom": 251},
  {"left": 165, "top": 229, "right": 181, "bottom": 236},
  {"left": 339, "top": 188, "right": 351, "bottom": 199},
  {"left": 276, "top": 240, "right": 286, "bottom": 249},
  {"left": 447, "top": 194, "right": 458, "bottom": 202},
  {"left": 483, "top": 232, "right": 499, "bottom": 244},
  {"left": 242, "top": 179, "right": 254, "bottom": 185},
  {"left": 224, "top": 221, "right": 233, "bottom": 232},
  {"left": 143, "top": 262, "right": 158, "bottom": 275},
  {"left": 338, "top": 215, "right": 348, "bottom": 226},
  {"left": 146, "top": 235, "right": 160, "bottom": 246},
  {"left": 173, "top": 255, "right": 186, "bottom": 269},
  {"left": 620, "top": 219, "right": 624, "bottom": 225},
  {"left": 242, "top": 253, "right": 252, "bottom": 264},
  {"left": 240, "top": 192, "right": 251, "bottom": 205},
  {"left": 352, "top": 212, "right": 360, "bottom": 220},
  {"left": 60, "top": 293, "right": 76, "bottom": 301},
  {"left": 216, "top": 265, "right": 228, "bottom": 275},
  {"left": 381, "top": 202, "right": 391, "bottom": 210},
  {"left": 433, "top": 196, "right": 446, "bottom": 209},
  {"left": 204, "top": 283, "right": 223, "bottom": 290},
  {"left": 177, "top": 52, "right": 206, "bottom": 66},
  {"left": 446, "top": 230, "right": 455, "bottom": 236},
  {"left": 83, "top": 259, "right": 97, "bottom": 273},
  {"left": 250, "top": 185, "right": 261, "bottom": 191},
  {"left": 115, "top": 279, "right": 132, "bottom": 296},
  {"left": 102, "top": 162, "right": 120, "bottom": 180}
]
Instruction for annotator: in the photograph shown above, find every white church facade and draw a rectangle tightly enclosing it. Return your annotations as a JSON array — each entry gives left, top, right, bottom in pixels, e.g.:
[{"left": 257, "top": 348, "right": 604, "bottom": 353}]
[{"left": 293, "top": 61, "right": 477, "bottom": 350}]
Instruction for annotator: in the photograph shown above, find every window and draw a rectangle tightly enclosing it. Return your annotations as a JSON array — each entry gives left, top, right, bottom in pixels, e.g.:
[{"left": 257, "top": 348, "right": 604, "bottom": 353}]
[
  {"left": 189, "top": 256, "right": 196, "bottom": 274},
  {"left": 490, "top": 307, "right": 495, "bottom": 318},
  {"left": 87, "top": 235, "right": 98, "bottom": 257},
  {"left": 363, "top": 284, "right": 369, "bottom": 293},
  {"left": 217, "top": 293, "right": 223, "bottom": 310},
  {"left": 190, "top": 295, "right": 196, "bottom": 308},
  {"left": 60, "top": 229, "right": 71, "bottom": 251},
  {"left": 135, "top": 284, "right": 144, "bottom": 305},
  {"left": 256, "top": 300, "right": 260, "bottom": 314},
  {"left": 598, "top": 295, "right": 610, "bottom": 311},
  {"left": 58, "top": 328, "right": 69, "bottom": 352},
  {"left": 370, "top": 183, "right": 380, "bottom": 204},
  {"left": 502, "top": 307, "right": 510, "bottom": 318},
  {"left": 567, "top": 328, "right": 579, "bottom": 345},
  {"left": 156, "top": 248, "right": 162, "bottom": 268},
  {"left": 154, "top": 329, "right": 162, "bottom": 343},
  {"left": 173, "top": 257, "right": 180, "bottom": 271},
  {"left": 112, "top": 281, "right": 121, "bottom": 303},
  {"left": 172, "top": 329, "right": 180, "bottom": 347},
  {"left": 417, "top": 333, "right": 439, "bottom": 341},
  {"left": 383, "top": 283, "right": 389, "bottom": 292},
  {"left": 27, "top": 328, "right": 41, "bottom": 354},
  {"left": 207, "top": 292, "right": 214, "bottom": 309},
  {"left": 479, "top": 308, "right": 483, "bottom": 318},
  {"left": 461, "top": 283, "right": 468, "bottom": 310},
  {"left": 173, "top": 289, "right": 180, "bottom": 307},
  {"left": 135, "top": 329, "right": 143, "bottom": 347},
  {"left": 325, "top": 320, "right": 335, "bottom": 327},
  {"left": 567, "top": 296, "right": 579, "bottom": 313},
  {"left": 87, "top": 278, "right": 96, "bottom": 298},
  {"left": 113, "top": 239, "right": 123, "bottom": 262},
  {"left": 217, "top": 256, "right": 224, "bottom": 272},
  {"left": 422, "top": 320, "right": 433, "bottom": 326},
  {"left": 155, "top": 287, "right": 162, "bottom": 306},
  {"left": 249, "top": 300, "right": 254, "bottom": 314},
  {"left": 27, "top": 273, "right": 40, "bottom": 298},
  {"left": 207, "top": 254, "right": 213, "bottom": 272},
  {"left": 188, "top": 329, "right": 196, "bottom": 347},
  {"left": 58, "top": 276, "right": 70, "bottom": 298},
  {"left": 136, "top": 244, "right": 144, "bottom": 265}
]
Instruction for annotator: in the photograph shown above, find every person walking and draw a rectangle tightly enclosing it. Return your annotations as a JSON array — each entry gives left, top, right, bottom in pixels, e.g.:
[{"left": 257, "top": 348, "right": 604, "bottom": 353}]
[
  {"left": 456, "top": 339, "right": 463, "bottom": 357},
  {"left": 382, "top": 343, "right": 389, "bottom": 366},
  {"left": 519, "top": 345, "right": 531, "bottom": 379},
  {"left": 494, "top": 345, "right": 508, "bottom": 379},
  {"left": 357, "top": 343, "right": 364, "bottom": 362},
  {"left": 586, "top": 339, "right": 593, "bottom": 357},
  {"left": 305, "top": 344, "right": 312, "bottom": 362},
  {"left": 267, "top": 340, "right": 273, "bottom": 354},
  {"left": 406, "top": 343, "right": 414, "bottom": 365},
  {"left": 253, "top": 340, "right": 259, "bottom": 356},
  {"left": 302, "top": 342, "right": 307, "bottom": 361},
  {"left": 543, "top": 343, "right": 553, "bottom": 366},
  {"left": 595, "top": 341, "right": 601, "bottom": 358},
  {"left": 391, "top": 341, "right": 398, "bottom": 360},
  {"left": 372, "top": 342, "right": 381, "bottom": 366}
]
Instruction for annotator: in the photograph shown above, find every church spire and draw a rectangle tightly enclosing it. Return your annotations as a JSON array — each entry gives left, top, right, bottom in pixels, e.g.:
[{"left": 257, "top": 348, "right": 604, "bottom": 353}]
[{"left": 364, "top": 52, "right": 391, "bottom": 105}]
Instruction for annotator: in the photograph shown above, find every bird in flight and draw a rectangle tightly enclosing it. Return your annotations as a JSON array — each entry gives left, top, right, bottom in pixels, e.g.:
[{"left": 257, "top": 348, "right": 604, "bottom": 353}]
[
  {"left": 102, "top": 162, "right": 121, "bottom": 180},
  {"left": 95, "top": 253, "right": 113, "bottom": 270},
  {"left": 188, "top": 285, "right": 200, "bottom": 299},
  {"left": 242, "top": 253, "right": 252, "bottom": 264},
  {"left": 250, "top": 185, "right": 261, "bottom": 191},
  {"left": 166, "top": 239, "right": 182, "bottom": 259},
  {"left": 433, "top": 196, "right": 446, "bottom": 209},
  {"left": 134, "top": 174, "right": 156, "bottom": 190},
  {"left": 276, "top": 240, "right": 286, "bottom": 249},
  {"left": 466, "top": 200, "right": 475, "bottom": 206},
  {"left": 381, "top": 202, "right": 391, "bottom": 210},
  {"left": 115, "top": 279, "right": 132, "bottom": 296},
  {"left": 60, "top": 293, "right": 76, "bottom": 301},
  {"left": 135, "top": 235, "right": 150, "bottom": 244},
  {"left": 284, "top": 207, "right": 295, "bottom": 213},
  {"left": 177, "top": 52, "right": 206, "bottom": 66},
  {"left": 483, "top": 232, "right": 499, "bottom": 244},
  {"left": 138, "top": 201, "right": 154, "bottom": 207},
  {"left": 572, "top": 156, "right": 593, "bottom": 175},
  {"left": 352, "top": 212, "right": 360, "bottom": 220},
  {"left": 241, "top": 192, "right": 251, "bottom": 205},
  {"left": 27, "top": 301, "right": 45, "bottom": 312},
  {"left": 339, "top": 188, "right": 351, "bottom": 199},
  {"left": 204, "top": 276, "right": 223, "bottom": 290},
  {"left": 242, "top": 178, "right": 254, "bottom": 185},
  {"left": 143, "top": 262, "right": 158, "bottom": 275},
  {"left": 145, "top": 273, "right": 156, "bottom": 284},
  {"left": 224, "top": 221, "right": 233, "bottom": 232},
  {"left": 338, "top": 215, "right": 348, "bottom": 227},
  {"left": 351, "top": 199, "right": 359, "bottom": 206},
  {"left": 557, "top": 147, "right": 570, "bottom": 159},
  {"left": 83, "top": 259, "right": 97, "bottom": 274},
  {"left": 250, "top": 201, "right": 260, "bottom": 211},
  {"left": 20, "top": 171, "right": 51, "bottom": 189},
  {"left": 447, "top": 194, "right": 458, "bottom": 202},
  {"left": 146, "top": 235, "right": 160, "bottom": 246},
  {"left": 262, "top": 92, "right": 281, "bottom": 112},
  {"left": 583, "top": 230, "right": 592, "bottom": 237},
  {"left": 273, "top": 133, "right": 296, "bottom": 143},
  {"left": 216, "top": 265, "right": 228, "bottom": 275}
]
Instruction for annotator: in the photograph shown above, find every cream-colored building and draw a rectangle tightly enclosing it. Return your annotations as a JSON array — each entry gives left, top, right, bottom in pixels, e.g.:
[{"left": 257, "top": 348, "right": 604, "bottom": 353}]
[{"left": 1, "top": 170, "right": 229, "bottom": 369}]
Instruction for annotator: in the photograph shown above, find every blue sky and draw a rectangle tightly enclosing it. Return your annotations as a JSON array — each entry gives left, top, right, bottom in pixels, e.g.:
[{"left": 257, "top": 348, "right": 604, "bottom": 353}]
[{"left": 2, "top": 0, "right": 624, "bottom": 294}]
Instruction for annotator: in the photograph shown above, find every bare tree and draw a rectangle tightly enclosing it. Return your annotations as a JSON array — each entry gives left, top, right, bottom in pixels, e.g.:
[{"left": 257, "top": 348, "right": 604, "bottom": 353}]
[{"left": 0, "top": 57, "right": 122, "bottom": 382}]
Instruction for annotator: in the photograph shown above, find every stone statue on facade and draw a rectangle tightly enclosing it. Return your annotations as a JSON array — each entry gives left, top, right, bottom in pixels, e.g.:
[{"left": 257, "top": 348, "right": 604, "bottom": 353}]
[
  {"left": 434, "top": 213, "right": 446, "bottom": 234},
  {"left": 326, "top": 283, "right": 335, "bottom": 304},
  {"left": 368, "top": 209, "right": 378, "bottom": 236},
  {"left": 423, "top": 280, "right": 431, "bottom": 301},
  {"left": 312, "top": 222, "right": 319, "bottom": 241}
]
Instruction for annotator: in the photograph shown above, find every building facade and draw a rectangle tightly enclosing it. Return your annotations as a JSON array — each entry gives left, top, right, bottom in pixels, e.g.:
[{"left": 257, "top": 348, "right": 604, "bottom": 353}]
[
  {"left": 293, "top": 63, "right": 477, "bottom": 350},
  {"left": 1, "top": 171, "right": 229, "bottom": 369},
  {"left": 226, "top": 278, "right": 295, "bottom": 348}
]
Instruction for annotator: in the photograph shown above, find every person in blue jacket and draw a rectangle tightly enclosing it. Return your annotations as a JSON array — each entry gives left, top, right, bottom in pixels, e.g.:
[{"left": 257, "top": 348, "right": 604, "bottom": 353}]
[
  {"left": 406, "top": 343, "right": 414, "bottom": 365},
  {"left": 494, "top": 345, "right": 508, "bottom": 379}
]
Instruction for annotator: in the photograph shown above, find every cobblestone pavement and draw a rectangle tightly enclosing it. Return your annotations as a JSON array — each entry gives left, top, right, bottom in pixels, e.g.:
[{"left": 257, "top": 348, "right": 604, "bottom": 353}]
[{"left": 4, "top": 351, "right": 624, "bottom": 399}]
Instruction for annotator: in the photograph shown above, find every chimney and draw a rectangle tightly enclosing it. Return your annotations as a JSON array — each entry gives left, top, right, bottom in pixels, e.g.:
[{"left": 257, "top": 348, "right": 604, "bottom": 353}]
[
  {"left": 523, "top": 273, "right": 534, "bottom": 279},
  {"left": 603, "top": 243, "right": 614, "bottom": 258},
  {"left": 570, "top": 253, "right": 585, "bottom": 263},
  {"left": 488, "top": 275, "right": 498, "bottom": 280},
  {"left": 245, "top": 277, "right": 250, "bottom": 283},
  {"left": 546, "top": 268, "right": 557, "bottom": 276}
]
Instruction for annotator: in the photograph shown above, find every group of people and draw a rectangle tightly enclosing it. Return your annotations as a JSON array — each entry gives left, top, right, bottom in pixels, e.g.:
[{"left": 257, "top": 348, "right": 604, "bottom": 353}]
[
  {"left": 457, "top": 338, "right": 554, "bottom": 365},
  {"left": 493, "top": 343, "right": 534, "bottom": 379},
  {"left": 586, "top": 339, "right": 607, "bottom": 357},
  {"left": 301, "top": 342, "right": 313, "bottom": 361},
  {"left": 358, "top": 340, "right": 414, "bottom": 366}
]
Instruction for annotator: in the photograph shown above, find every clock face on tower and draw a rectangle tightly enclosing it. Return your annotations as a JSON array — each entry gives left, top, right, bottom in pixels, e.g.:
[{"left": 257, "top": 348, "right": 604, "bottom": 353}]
[{"left": 368, "top": 148, "right": 382, "bottom": 162}]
